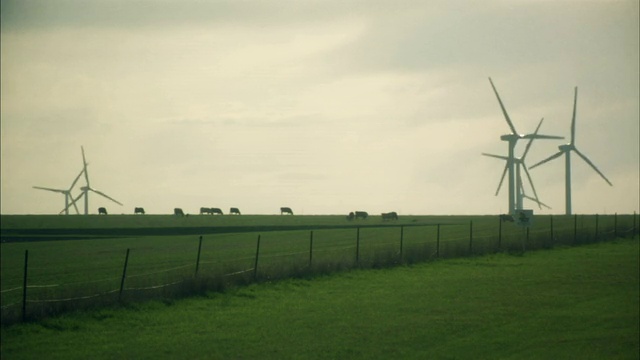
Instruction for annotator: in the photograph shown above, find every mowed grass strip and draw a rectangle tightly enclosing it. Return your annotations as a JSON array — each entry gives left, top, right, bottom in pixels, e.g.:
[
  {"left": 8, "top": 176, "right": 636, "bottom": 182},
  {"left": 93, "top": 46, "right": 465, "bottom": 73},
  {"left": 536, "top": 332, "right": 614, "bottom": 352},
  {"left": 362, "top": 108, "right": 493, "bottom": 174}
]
[{"left": 2, "top": 238, "right": 638, "bottom": 359}]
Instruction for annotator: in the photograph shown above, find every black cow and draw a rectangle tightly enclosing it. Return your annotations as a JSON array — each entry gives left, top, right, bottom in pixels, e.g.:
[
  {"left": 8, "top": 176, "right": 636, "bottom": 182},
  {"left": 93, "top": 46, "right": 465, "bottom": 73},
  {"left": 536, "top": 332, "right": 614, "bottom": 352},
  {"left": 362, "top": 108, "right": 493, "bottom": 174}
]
[
  {"left": 98, "top": 207, "right": 108, "bottom": 215},
  {"left": 354, "top": 211, "right": 368, "bottom": 219},
  {"left": 200, "top": 207, "right": 212, "bottom": 215},
  {"left": 346, "top": 212, "right": 355, "bottom": 221},
  {"left": 381, "top": 211, "right": 398, "bottom": 221},
  {"left": 280, "top": 207, "right": 294, "bottom": 215},
  {"left": 211, "top": 208, "right": 223, "bottom": 215},
  {"left": 174, "top": 208, "right": 185, "bottom": 216},
  {"left": 230, "top": 207, "right": 241, "bottom": 215},
  {"left": 500, "top": 214, "right": 514, "bottom": 222},
  {"left": 134, "top": 207, "right": 145, "bottom": 215}
]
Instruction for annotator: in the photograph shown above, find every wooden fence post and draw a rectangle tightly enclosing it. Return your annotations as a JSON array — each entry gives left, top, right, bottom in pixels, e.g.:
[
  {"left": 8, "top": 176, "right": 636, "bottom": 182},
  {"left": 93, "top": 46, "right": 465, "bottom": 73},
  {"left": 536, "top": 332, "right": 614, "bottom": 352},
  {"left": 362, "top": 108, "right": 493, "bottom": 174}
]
[
  {"left": 309, "top": 231, "right": 314, "bottom": 267},
  {"left": 356, "top": 227, "right": 360, "bottom": 265},
  {"left": 254, "top": 235, "right": 261, "bottom": 281},
  {"left": 498, "top": 216, "right": 502, "bottom": 250},
  {"left": 400, "top": 226, "right": 404, "bottom": 260},
  {"left": 469, "top": 220, "right": 473, "bottom": 254},
  {"left": 574, "top": 214, "right": 578, "bottom": 244},
  {"left": 22, "top": 250, "right": 28, "bottom": 322},
  {"left": 119, "top": 248, "right": 130, "bottom": 299},
  {"left": 195, "top": 235, "right": 203, "bottom": 276},
  {"left": 436, "top": 224, "right": 441, "bottom": 258}
]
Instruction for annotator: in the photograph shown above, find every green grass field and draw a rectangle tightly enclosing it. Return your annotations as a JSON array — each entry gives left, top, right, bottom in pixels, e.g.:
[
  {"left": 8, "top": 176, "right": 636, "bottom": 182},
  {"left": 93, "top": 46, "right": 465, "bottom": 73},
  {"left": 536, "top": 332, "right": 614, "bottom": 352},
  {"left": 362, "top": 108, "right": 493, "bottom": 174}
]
[
  {"left": 1, "top": 214, "right": 637, "bottom": 325},
  {"left": 1, "top": 238, "right": 638, "bottom": 359}
]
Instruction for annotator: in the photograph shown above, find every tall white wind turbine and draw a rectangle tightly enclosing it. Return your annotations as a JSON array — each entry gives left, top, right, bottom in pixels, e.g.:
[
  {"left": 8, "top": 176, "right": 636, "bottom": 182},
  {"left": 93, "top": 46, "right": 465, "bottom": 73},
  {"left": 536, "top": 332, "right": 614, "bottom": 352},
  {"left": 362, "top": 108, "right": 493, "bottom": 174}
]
[
  {"left": 488, "top": 77, "right": 564, "bottom": 214},
  {"left": 63, "top": 146, "right": 123, "bottom": 215},
  {"left": 33, "top": 168, "right": 85, "bottom": 215},
  {"left": 483, "top": 118, "right": 551, "bottom": 211},
  {"left": 529, "top": 87, "right": 612, "bottom": 215}
]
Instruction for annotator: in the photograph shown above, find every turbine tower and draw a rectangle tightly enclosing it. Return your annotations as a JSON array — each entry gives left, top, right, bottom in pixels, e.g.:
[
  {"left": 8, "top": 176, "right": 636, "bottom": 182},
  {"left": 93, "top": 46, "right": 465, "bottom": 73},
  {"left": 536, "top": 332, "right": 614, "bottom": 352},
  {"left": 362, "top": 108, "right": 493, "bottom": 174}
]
[
  {"left": 63, "top": 146, "right": 123, "bottom": 215},
  {"left": 530, "top": 87, "right": 612, "bottom": 215},
  {"left": 488, "top": 77, "right": 564, "bottom": 214},
  {"left": 483, "top": 118, "right": 550, "bottom": 211},
  {"left": 33, "top": 168, "right": 85, "bottom": 215}
]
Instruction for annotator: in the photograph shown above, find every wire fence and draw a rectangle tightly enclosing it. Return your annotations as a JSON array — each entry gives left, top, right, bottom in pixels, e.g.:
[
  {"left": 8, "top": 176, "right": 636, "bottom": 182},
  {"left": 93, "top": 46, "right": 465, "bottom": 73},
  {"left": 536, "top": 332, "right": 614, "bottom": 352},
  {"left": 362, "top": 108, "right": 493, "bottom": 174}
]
[{"left": 1, "top": 213, "right": 638, "bottom": 325}]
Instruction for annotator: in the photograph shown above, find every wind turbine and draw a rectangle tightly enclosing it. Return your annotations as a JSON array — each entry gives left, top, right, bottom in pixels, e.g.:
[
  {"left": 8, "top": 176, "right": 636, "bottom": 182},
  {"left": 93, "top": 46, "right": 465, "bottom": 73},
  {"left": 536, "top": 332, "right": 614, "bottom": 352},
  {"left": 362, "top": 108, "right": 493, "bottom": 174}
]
[
  {"left": 530, "top": 87, "right": 612, "bottom": 215},
  {"left": 488, "top": 77, "right": 564, "bottom": 214},
  {"left": 483, "top": 118, "right": 550, "bottom": 211},
  {"left": 33, "top": 168, "right": 85, "bottom": 215},
  {"left": 63, "top": 146, "right": 123, "bottom": 215}
]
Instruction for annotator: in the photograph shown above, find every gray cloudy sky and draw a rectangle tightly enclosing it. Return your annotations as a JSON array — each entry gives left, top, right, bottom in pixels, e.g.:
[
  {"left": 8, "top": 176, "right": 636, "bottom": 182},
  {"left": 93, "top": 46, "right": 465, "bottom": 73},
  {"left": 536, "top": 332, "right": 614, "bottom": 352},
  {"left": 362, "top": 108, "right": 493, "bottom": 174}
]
[{"left": 1, "top": 0, "right": 638, "bottom": 215}]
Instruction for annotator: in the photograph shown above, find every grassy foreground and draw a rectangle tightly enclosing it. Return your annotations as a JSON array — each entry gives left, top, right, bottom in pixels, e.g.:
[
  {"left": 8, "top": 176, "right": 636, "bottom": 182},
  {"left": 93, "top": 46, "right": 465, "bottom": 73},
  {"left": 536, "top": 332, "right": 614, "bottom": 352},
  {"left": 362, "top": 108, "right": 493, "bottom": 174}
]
[{"left": 1, "top": 239, "right": 638, "bottom": 359}]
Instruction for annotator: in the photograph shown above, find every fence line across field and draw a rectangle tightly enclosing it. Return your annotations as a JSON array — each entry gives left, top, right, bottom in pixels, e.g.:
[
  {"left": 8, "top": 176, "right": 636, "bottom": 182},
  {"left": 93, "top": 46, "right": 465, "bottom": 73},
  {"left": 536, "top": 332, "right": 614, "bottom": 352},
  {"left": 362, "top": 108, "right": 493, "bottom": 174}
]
[{"left": 2, "top": 213, "right": 638, "bottom": 323}]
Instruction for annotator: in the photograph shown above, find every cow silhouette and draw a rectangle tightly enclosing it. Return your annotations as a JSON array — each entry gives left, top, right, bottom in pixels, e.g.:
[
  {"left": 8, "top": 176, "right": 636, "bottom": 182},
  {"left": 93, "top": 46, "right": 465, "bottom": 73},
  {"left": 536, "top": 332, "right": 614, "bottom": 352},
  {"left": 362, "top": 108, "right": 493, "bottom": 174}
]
[
  {"left": 134, "top": 207, "right": 145, "bottom": 214},
  {"left": 174, "top": 208, "right": 185, "bottom": 216},
  {"left": 98, "top": 207, "right": 108, "bottom": 215},
  {"left": 230, "top": 207, "right": 241, "bottom": 215},
  {"left": 280, "top": 207, "right": 294, "bottom": 215},
  {"left": 355, "top": 211, "right": 368, "bottom": 219},
  {"left": 381, "top": 212, "right": 398, "bottom": 221}
]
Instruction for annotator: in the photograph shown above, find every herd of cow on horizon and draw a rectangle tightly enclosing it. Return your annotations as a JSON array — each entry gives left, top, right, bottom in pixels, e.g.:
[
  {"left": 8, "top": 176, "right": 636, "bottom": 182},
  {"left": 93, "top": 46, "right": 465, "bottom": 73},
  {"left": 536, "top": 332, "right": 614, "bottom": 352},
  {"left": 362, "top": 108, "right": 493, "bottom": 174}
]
[{"left": 96, "top": 206, "right": 399, "bottom": 220}]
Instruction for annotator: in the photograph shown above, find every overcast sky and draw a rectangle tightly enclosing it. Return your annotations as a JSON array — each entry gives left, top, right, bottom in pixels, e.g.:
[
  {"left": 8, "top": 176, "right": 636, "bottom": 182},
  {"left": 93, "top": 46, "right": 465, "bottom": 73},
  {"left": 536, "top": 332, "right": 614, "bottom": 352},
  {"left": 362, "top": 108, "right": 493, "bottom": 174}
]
[{"left": 1, "top": 0, "right": 638, "bottom": 216}]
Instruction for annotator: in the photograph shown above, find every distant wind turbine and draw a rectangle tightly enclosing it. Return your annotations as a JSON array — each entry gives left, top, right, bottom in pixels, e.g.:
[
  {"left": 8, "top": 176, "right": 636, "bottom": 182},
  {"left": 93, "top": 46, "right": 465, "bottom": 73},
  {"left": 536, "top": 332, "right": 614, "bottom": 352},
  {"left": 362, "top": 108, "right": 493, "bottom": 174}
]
[
  {"left": 62, "top": 146, "right": 123, "bottom": 215},
  {"left": 530, "top": 87, "right": 612, "bottom": 215},
  {"left": 483, "top": 118, "right": 550, "bottom": 211},
  {"left": 487, "top": 77, "right": 564, "bottom": 214},
  {"left": 33, "top": 168, "right": 85, "bottom": 215}
]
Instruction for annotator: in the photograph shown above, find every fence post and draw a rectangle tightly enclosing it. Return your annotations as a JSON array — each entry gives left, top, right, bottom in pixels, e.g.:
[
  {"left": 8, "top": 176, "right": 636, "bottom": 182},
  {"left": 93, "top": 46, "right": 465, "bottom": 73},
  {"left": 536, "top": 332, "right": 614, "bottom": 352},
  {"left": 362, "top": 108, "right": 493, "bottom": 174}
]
[
  {"left": 356, "top": 227, "right": 360, "bottom": 265},
  {"left": 254, "top": 235, "right": 261, "bottom": 281},
  {"left": 195, "top": 235, "right": 203, "bottom": 276},
  {"left": 309, "top": 231, "right": 314, "bottom": 267},
  {"left": 22, "top": 250, "right": 28, "bottom": 322},
  {"left": 400, "top": 225, "right": 404, "bottom": 260},
  {"left": 119, "top": 248, "right": 130, "bottom": 299},
  {"left": 595, "top": 214, "right": 599, "bottom": 241},
  {"left": 498, "top": 216, "right": 502, "bottom": 250},
  {"left": 436, "top": 224, "right": 441, "bottom": 258},
  {"left": 469, "top": 220, "right": 473, "bottom": 254},
  {"left": 574, "top": 214, "right": 578, "bottom": 244}
]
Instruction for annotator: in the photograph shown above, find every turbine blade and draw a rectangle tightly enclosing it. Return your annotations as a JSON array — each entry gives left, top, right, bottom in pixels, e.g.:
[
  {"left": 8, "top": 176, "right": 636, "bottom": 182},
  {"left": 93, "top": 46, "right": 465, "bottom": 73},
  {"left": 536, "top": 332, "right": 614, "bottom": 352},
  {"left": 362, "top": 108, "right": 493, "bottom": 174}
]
[
  {"left": 482, "top": 153, "right": 509, "bottom": 161},
  {"left": 530, "top": 151, "right": 564, "bottom": 169},
  {"left": 522, "top": 194, "right": 552, "bottom": 209},
  {"left": 33, "top": 186, "right": 66, "bottom": 194},
  {"left": 488, "top": 77, "right": 518, "bottom": 135},
  {"left": 81, "top": 146, "right": 90, "bottom": 186},
  {"left": 522, "top": 165, "right": 541, "bottom": 208},
  {"left": 522, "top": 118, "right": 543, "bottom": 160},
  {"left": 522, "top": 134, "right": 564, "bottom": 140},
  {"left": 571, "top": 87, "right": 577, "bottom": 146},
  {"left": 69, "top": 168, "right": 84, "bottom": 191},
  {"left": 61, "top": 191, "right": 85, "bottom": 214},
  {"left": 574, "top": 148, "right": 613, "bottom": 186},
  {"left": 495, "top": 163, "right": 508, "bottom": 196},
  {"left": 91, "top": 189, "right": 123, "bottom": 206}
]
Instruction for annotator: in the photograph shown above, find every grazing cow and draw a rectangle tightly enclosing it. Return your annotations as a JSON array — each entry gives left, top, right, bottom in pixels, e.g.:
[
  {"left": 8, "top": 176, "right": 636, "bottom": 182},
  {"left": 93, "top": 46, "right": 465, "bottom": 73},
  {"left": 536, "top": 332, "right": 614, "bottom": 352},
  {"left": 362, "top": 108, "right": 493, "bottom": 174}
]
[
  {"left": 211, "top": 208, "right": 223, "bottom": 215},
  {"left": 280, "top": 207, "right": 294, "bottom": 215},
  {"left": 381, "top": 212, "right": 398, "bottom": 221},
  {"left": 355, "top": 211, "right": 368, "bottom": 219},
  {"left": 200, "top": 207, "right": 212, "bottom": 215},
  {"left": 500, "top": 214, "right": 514, "bottom": 222},
  {"left": 134, "top": 207, "right": 145, "bottom": 215},
  {"left": 230, "top": 207, "right": 241, "bottom": 215},
  {"left": 174, "top": 208, "right": 185, "bottom": 217},
  {"left": 346, "top": 212, "right": 355, "bottom": 221},
  {"left": 98, "top": 207, "right": 108, "bottom": 215}
]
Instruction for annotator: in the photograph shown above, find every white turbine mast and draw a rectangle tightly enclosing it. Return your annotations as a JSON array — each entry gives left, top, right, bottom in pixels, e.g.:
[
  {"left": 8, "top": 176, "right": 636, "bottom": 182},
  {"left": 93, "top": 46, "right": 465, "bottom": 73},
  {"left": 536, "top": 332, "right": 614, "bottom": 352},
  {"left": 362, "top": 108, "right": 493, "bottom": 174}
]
[
  {"left": 483, "top": 117, "right": 551, "bottom": 211},
  {"left": 487, "top": 77, "right": 564, "bottom": 215},
  {"left": 33, "top": 168, "right": 85, "bottom": 215},
  {"left": 529, "top": 87, "right": 612, "bottom": 215},
  {"left": 62, "top": 146, "right": 123, "bottom": 215}
]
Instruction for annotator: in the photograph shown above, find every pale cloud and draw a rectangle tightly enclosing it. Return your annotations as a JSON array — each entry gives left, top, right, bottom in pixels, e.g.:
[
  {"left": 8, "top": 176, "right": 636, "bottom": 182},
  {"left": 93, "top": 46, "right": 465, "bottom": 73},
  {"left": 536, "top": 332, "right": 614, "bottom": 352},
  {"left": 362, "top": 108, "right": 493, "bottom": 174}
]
[{"left": 1, "top": 0, "right": 638, "bottom": 215}]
